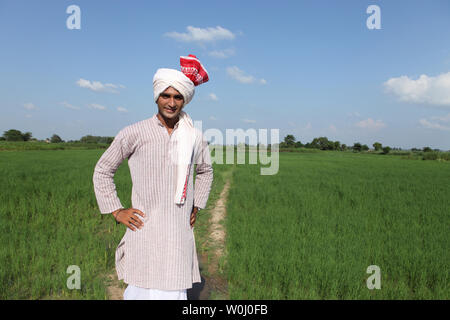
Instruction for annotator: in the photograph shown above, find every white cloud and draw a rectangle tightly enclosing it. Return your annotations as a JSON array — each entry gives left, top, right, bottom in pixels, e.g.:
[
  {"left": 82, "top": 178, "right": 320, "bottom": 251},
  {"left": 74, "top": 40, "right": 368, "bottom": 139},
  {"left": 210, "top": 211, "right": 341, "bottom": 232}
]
[
  {"left": 24, "top": 102, "right": 37, "bottom": 110},
  {"left": 419, "top": 112, "right": 450, "bottom": 131},
  {"left": 347, "top": 111, "right": 361, "bottom": 118},
  {"left": 227, "top": 66, "right": 266, "bottom": 85},
  {"left": 25, "top": 114, "right": 32, "bottom": 118},
  {"left": 383, "top": 72, "right": 450, "bottom": 107},
  {"left": 242, "top": 119, "right": 256, "bottom": 123},
  {"left": 61, "top": 101, "right": 80, "bottom": 110},
  {"left": 430, "top": 113, "right": 450, "bottom": 122},
  {"left": 208, "top": 48, "right": 235, "bottom": 58},
  {"left": 227, "top": 66, "right": 254, "bottom": 83},
  {"left": 208, "top": 93, "right": 218, "bottom": 101},
  {"left": 209, "top": 116, "right": 217, "bottom": 120},
  {"left": 76, "top": 78, "right": 124, "bottom": 93},
  {"left": 419, "top": 118, "right": 450, "bottom": 131},
  {"left": 304, "top": 122, "right": 312, "bottom": 130},
  {"left": 165, "top": 26, "right": 235, "bottom": 43},
  {"left": 89, "top": 103, "right": 107, "bottom": 110},
  {"left": 117, "top": 106, "right": 128, "bottom": 113},
  {"left": 355, "top": 118, "right": 386, "bottom": 130}
]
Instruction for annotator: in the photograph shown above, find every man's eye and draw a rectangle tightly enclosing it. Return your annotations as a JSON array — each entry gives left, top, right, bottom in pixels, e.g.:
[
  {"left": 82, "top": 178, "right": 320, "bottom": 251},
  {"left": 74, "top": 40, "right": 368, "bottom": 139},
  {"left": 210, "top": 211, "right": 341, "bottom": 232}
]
[
  {"left": 175, "top": 96, "right": 183, "bottom": 100},
  {"left": 161, "top": 94, "right": 170, "bottom": 99}
]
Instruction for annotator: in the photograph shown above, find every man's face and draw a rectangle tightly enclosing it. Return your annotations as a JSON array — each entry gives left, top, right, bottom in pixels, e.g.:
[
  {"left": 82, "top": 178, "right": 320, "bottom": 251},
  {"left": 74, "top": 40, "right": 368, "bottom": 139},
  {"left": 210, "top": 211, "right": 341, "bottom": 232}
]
[{"left": 156, "top": 86, "right": 185, "bottom": 120}]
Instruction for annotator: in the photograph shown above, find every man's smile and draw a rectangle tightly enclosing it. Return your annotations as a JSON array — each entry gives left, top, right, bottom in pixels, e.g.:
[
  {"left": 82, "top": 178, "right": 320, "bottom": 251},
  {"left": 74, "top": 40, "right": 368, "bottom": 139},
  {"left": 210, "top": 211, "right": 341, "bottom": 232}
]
[{"left": 164, "top": 107, "right": 176, "bottom": 113}]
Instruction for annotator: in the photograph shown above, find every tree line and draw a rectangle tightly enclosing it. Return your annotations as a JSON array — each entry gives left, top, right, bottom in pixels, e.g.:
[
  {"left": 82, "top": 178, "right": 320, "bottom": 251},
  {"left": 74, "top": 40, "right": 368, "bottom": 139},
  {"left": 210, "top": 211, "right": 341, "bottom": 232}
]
[
  {"left": 279, "top": 134, "right": 442, "bottom": 154},
  {"left": 1, "top": 129, "right": 113, "bottom": 144}
]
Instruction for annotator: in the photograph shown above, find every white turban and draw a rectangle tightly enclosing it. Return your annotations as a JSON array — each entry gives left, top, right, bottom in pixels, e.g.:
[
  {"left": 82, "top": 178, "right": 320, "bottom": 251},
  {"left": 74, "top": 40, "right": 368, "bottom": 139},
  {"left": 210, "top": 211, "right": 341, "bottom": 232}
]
[{"left": 153, "top": 68, "right": 195, "bottom": 106}]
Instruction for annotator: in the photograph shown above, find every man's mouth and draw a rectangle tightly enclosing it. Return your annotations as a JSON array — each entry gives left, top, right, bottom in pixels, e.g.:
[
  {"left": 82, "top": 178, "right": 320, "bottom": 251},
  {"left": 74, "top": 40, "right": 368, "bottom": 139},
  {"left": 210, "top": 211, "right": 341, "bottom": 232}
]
[{"left": 164, "top": 107, "right": 176, "bottom": 113}]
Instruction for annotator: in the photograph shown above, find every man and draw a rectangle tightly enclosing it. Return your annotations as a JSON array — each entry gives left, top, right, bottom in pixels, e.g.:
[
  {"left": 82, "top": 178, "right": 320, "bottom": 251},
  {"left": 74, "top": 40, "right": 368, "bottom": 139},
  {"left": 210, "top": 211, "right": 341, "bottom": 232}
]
[{"left": 92, "top": 55, "right": 213, "bottom": 300}]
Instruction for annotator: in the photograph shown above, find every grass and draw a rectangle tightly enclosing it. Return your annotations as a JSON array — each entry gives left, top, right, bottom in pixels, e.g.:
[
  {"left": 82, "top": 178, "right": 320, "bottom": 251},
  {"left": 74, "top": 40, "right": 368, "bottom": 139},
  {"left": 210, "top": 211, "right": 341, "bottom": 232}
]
[
  {"left": 0, "top": 149, "right": 225, "bottom": 299},
  {"left": 224, "top": 151, "right": 450, "bottom": 299},
  {"left": 1, "top": 148, "right": 448, "bottom": 299}
]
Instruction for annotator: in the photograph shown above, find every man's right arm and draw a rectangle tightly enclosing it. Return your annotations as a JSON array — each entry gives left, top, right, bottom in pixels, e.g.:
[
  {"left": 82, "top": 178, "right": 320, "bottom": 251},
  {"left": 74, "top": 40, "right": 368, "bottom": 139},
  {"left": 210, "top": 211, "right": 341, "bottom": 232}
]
[{"left": 92, "top": 128, "right": 133, "bottom": 215}]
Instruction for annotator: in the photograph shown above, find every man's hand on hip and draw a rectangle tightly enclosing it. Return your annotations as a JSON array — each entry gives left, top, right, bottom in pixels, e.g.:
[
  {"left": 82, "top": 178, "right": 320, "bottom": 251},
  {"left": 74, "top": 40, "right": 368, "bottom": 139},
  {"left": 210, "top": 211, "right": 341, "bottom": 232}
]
[
  {"left": 113, "top": 208, "right": 145, "bottom": 231},
  {"left": 190, "top": 206, "right": 199, "bottom": 229}
]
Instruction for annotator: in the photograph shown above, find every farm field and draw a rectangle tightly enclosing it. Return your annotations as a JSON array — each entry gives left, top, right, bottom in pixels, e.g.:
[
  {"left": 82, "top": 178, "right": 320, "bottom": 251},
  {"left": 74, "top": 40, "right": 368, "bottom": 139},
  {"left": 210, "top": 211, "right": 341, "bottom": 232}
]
[
  {"left": 225, "top": 151, "right": 450, "bottom": 299},
  {"left": 0, "top": 149, "right": 448, "bottom": 299},
  {"left": 0, "top": 148, "right": 231, "bottom": 299}
]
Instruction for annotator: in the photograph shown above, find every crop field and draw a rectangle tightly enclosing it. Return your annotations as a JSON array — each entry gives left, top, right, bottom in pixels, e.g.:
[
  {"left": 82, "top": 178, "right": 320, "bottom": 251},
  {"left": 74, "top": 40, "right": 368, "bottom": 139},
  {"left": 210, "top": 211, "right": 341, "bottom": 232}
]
[
  {"left": 225, "top": 151, "right": 449, "bottom": 299},
  {"left": 0, "top": 149, "right": 448, "bottom": 299},
  {"left": 0, "top": 148, "right": 232, "bottom": 299}
]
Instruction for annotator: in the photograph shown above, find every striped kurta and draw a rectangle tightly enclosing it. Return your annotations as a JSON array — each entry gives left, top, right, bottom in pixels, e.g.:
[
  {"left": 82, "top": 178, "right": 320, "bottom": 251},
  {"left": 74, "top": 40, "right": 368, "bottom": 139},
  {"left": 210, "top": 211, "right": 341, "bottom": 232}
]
[{"left": 92, "top": 113, "right": 213, "bottom": 290}]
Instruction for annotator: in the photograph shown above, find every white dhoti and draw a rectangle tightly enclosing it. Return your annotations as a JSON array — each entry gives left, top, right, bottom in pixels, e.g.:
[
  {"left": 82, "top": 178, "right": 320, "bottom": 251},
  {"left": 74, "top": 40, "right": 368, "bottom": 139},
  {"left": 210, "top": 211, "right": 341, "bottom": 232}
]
[{"left": 123, "top": 284, "right": 187, "bottom": 300}]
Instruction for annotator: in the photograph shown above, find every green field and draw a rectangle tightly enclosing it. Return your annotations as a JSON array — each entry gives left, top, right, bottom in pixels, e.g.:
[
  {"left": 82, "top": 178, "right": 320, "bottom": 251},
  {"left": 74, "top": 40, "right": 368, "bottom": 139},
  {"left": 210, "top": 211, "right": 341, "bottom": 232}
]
[
  {"left": 225, "top": 151, "right": 449, "bottom": 299},
  {"left": 0, "top": 148, "right": 231, "bottom": 299},
  {"left": 0, "top": 149, "right": 448, "bottom": 299}
]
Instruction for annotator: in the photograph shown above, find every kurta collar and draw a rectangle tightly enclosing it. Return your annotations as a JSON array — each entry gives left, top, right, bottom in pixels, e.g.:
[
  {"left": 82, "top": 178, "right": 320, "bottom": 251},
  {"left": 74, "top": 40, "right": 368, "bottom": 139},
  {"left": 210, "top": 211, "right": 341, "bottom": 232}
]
[{"left": 153, "top": 113, "right": 180, "bottom": 129}]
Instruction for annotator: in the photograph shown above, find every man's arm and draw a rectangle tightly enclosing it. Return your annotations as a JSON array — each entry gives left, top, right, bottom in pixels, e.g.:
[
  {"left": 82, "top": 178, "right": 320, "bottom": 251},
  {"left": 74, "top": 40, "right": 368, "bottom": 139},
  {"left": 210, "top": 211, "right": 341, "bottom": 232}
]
[
  {"left": 193, "top": 134, "right": 213, "bottom": 210},
  {"left": 92, "top": 128, "right": 133, "bottom": 214}
]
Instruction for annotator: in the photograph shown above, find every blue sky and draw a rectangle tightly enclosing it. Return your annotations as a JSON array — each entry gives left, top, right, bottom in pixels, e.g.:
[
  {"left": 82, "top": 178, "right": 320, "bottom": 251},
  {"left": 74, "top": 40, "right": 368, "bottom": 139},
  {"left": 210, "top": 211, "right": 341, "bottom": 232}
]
[{"left": 1, "top": 0, "right": 449, "bottom": 149}]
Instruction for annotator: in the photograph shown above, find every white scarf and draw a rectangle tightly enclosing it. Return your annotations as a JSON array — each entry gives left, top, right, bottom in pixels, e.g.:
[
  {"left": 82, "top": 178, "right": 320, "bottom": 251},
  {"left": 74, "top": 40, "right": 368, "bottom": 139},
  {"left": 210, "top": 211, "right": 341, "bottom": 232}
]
[{"left": 170, "top": 111, "right": 197, "bottom": 205}]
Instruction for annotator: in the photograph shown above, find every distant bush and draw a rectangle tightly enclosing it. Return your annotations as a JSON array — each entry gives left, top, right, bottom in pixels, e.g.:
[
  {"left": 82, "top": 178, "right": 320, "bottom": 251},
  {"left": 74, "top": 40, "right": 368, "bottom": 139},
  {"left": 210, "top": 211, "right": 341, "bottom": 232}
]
[
  {"left": 439, "top": 152, "right": 450, "bottom": 161},
  {"left": 423, "top": 152, "right": 439, "bottom": 160},
  {"left": 400, "top": 152, "right": 421, "bottom": 160}
]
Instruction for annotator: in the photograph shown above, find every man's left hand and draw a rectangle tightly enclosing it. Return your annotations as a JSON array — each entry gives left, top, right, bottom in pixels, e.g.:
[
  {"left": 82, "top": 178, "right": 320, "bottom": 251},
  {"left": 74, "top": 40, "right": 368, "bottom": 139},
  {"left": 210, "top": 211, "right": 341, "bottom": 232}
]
[{"left": 190, "top": 206, "right": 199, "bottom": 228}]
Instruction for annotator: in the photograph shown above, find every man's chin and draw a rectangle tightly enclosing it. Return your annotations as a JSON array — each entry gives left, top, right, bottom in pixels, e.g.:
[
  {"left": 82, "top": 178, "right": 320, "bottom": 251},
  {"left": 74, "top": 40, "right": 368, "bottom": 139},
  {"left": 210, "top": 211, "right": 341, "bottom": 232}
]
[{"left": 162, "top": 111, "right": 180, "bottom": 119}]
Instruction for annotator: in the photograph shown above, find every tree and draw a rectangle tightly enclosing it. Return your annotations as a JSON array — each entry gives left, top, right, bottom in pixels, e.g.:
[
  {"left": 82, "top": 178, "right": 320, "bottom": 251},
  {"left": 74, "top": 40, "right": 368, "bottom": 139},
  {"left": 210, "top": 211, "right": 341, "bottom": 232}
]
[
  {"left": 22, "top": 132, "right": 33, "bottom": 141},
  {"left": 353, "top": 142, "right": 362, "bottom": 152},
  {"left": 373, "top": 142, "right": 382, "bottom": 151},
  {"left": 283, "top": 134, "right": 296, "bottom": 147},
  {"left": 311, "top": 137, "right": 332, "bottom": 150},
  {"left": 3, "top": 129, "right": 26, "bottom": 141},
  {"left": 341, "top": 144, "right": 347, "bottom": 151},
  {"left": 80, "top": 135, "right": 98, "bottom": 143},
  {"left": 51, "top": 134, "right": 63, "bottom": 143},
  {"left": 334, "top": 141, "right": 341, "bottom": 151},
  {"left": 294, "top": 141, "right": 303, "bottom": 148},
  {"left": 382, "top": 146, "right": 391, "bottom": 154},
  {"left": 423, "top": 146, "right": 432, "bottom": 152},
  {"left": 362, "top": 144, "right": 369, "bottom": 151}
]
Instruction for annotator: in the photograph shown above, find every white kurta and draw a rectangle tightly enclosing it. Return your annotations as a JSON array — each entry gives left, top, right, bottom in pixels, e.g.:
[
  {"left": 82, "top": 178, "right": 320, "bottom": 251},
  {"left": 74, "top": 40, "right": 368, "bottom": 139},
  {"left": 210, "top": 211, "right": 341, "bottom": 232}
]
[
  {"left": 93, "top": 113, "right": 213, "bottom": 290},
  {"left": 123, "top": 285, "right": 187, "bottom": 300}
]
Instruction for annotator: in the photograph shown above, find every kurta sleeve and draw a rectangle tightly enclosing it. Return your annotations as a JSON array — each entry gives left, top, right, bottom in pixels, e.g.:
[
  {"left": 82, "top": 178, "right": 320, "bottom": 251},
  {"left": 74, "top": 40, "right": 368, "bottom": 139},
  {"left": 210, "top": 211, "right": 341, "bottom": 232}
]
[
  {"left": 193, "top": 132, "right": 213, "bottom": 210},
  {"left": 92, "top": 128, "right": 134, "bottom": 214}
]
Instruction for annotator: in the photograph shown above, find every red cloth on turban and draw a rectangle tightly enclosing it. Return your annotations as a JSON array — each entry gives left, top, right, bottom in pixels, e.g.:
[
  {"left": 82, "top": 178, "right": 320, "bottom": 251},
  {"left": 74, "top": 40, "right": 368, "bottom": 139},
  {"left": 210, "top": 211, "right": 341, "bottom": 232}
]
[{"left": 180, "top": 54, "right": 209, "bottom": 86}]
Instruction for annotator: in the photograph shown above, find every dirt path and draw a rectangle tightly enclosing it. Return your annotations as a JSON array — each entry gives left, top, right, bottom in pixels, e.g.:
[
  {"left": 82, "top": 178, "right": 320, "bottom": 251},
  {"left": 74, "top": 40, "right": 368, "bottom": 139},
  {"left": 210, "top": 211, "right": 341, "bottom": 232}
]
[
  {"left": 208, "top": 179, "right": 231, "bottom": 273},
  {"left": 106, "top": 272, "right": 125, "bottom": 300},
  {"left": 191, "top": 174, "right": 232, "bottom": 300}
]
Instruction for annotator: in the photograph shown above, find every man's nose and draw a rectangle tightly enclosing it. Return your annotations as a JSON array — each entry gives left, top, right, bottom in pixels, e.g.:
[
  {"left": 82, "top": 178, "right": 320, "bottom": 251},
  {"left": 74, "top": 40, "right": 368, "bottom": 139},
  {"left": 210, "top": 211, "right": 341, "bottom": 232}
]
[{"left": 168, "top": 97, "right": 176, "bottom": 107}]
